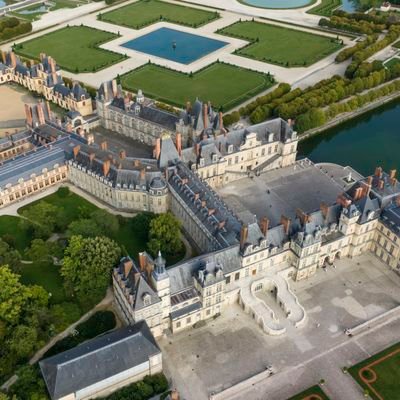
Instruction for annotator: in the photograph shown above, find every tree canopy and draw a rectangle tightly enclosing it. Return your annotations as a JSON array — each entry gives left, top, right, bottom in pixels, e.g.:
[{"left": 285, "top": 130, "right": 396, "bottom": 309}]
[
  {"left": 61, "top": 236, "right": 121, "bottom": 307},
  {"left": 147, "top": 213, "right": 183, "bottom": 257}
]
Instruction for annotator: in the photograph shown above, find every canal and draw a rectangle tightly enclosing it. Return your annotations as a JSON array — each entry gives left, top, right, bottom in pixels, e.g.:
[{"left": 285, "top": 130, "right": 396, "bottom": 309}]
[{"left": 298, "top": 99, "right": 400, "bottom": 177}]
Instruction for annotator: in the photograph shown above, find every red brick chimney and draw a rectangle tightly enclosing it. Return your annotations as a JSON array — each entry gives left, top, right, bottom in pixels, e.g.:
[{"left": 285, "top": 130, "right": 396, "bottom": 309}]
[
  {"left": 259, "top": 216, "right": 269, "bottom": 237},
  {"left": 154, "top": 138, "right": 161, "bottom": 160},
  {"left": 219, "top": 220, "right": 226, "bottom": 230},
  {"left": 194, "top": 193, "right": 200, "bottom": 201},
  {"left": 25, "top": 104, "right": 33, "bottom": 127},
  {"left": 10, "top": 52, "right": 17, "bottom": 68},
  {"left": 111, "top": 79, "right": 118, "bottom": 97},
  {"left": 390, "top": 177, "right": 397, "bottom": 187},
  {"left": 296, "top": 208, "right": 310, "bottom": 226},
  {"left": 218, "top": 111, "right": 223, "bottom": 130},
  {"left": 208, "top": 208, "right": 215, "bottom": 216},
  {"left": 374, "top": 166, "right": 383, "bottom": 178},
  {"left": 389, "top": 169, "right": 397, "bottom": 180},
  {"left": 73, "top": 145, "right": 80, "bottom": 159},
  {"left": 201, "top": 199, "right": 207, "bottom": 208},
  {"left": 103, "top": 160, "right": 111, "bottom": 177},
  {"left": 175, "top": 133, "right": 182, "bottom": 156},
  {"left": 37, "top": 103, "right": 45, "bottom": 125},
  {"left": 280, "top": 215, "right": 291, "bottom": 235},
  {"left": 138, "top": 252, "right": 147, "bottom": 272},
  {"left": 378, "top": 179, "right": 385, "bottom": 190},
  {"left": 353, "top": 187, "right": 363, "bottom": 201},
  {"left": 195, "top": 143, "right": 201, "bottom": 157},
  {"left": 203, "top": 103, "right": 208, "bottom": 129},
  {"left": 367, "top": 176, "right": 373, "bottom": 186},
  {"left": 240, "top": 224, "right": 248, "bottom": 250},
  {"left": 101, "top": 141, "right": 108, "bottom": 151},
  {"left": 123, "top": 259, "right": 133, "bottom": 277},
  {"left": 66, "top": 123, "right": 72, "bottom": 133},
  {"left": 336, "top": 194, "right": 352, "bottom": 208}
]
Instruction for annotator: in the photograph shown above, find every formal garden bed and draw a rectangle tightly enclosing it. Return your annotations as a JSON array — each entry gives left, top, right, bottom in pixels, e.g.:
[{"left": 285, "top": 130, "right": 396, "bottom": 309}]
[
  {"left": 217, "top": 20, "right": 343, "bottom": 67},
  {"left": 349, "top": 342, "right": 400, "bottom": 399},
  {"left": 287, "top": 384, "right": 330, "bottom": 400},
  {"left": 100, "top": 0, "right": 219, "bottom": 30},
  {"left": 307, "top": 0, "right": 341, "bottom": 17},
  {"left": 14, "top": 25, "right": 126, "bottom": 73},
  {"left": 120, "top": 61, "right": 274, "bottom": 111}
]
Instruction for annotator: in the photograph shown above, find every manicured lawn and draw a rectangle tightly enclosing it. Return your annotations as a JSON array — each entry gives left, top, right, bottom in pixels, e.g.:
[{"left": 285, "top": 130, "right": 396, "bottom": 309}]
[
  {"left": 349, "top": 342, "right": 400, "bottom": 400},
  {"left": 12, "top": 0, "right": 81, "bottom": 21},
  {"left": 101, "top": 0, "right": 218, "bottom": 29},
  {"left": 0, "top": 215, "right": 32, "bottom": 252},
  {"left": 218, "top": 21, "right": 343, "bottom": 67},
  {"left": 287, "top": 385, "right": 330, "bottom": 400},
  {"left": 19, "top": 261, "right": 67, "bottom": 303},
  {"left": 121, "top": 62, "right": 274, "bottom": 111},
  {"left": 18, "top": 188, "right": 98, "bottom": 226},
  {"left": 307, "top": 0, "right": 341, "bottom": 16},
  {"left": 385, "top": 57, "right": 400, "bottom": 71},
  {"left": 14, "top": 26, "right": 126, "bottom": 73}
]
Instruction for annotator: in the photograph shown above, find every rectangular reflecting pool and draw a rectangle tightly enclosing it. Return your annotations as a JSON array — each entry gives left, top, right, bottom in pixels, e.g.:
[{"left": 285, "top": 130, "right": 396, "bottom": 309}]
[{"left": 121, "top": 27, "right": 228, "bottom": 64}]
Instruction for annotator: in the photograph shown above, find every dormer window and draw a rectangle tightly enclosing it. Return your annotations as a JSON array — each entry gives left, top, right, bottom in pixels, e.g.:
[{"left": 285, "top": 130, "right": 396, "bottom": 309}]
[
  {"left": 228, "top": 144, "right": 233, "bottom": 154},
  {"left": 199, "top": 157, "right": 205, "bottom": 167},
  {"left": 143, "top": 293, "right": 151, "bottom": 306},
  {"left": 212, "top": 153, "right": 218, "bottom": 163}
]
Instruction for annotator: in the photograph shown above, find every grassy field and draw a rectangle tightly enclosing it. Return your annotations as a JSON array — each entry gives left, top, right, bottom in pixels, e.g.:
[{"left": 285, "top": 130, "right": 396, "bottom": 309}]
[
  {"left": 12, "top": 0, "right": 83, "bottom": 22},
  {"left": 307, "top": 0, "right": 341, "bottom": 16},
  {"left": 218, "top": 21, "right": 342, "bottom": 67},
  {"left": 287, "top": 385, "right": 330, "bottom": 400},
  {"left": 349, "top": 342, "right": 400, "bottom": 399},
  {"left": 100, "top": 0, "right": 218, "bottom": 29},
  {"left": 0, "top": 215, "right": 32, "bottom": 252},
  {"left": 15, "top": 26, "right": 125, "bottom": 72},
  {"left": 20, "top": 261, "right": 67, "bottom": 303},
  {"left": 121, "top": 62, "right": 274, "bottom": 111}
]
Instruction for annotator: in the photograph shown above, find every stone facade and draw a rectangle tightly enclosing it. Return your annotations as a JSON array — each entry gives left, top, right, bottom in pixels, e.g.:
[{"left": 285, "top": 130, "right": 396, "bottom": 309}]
[{"left": 0, "top": 51, "right": 93, "bottom": 116}]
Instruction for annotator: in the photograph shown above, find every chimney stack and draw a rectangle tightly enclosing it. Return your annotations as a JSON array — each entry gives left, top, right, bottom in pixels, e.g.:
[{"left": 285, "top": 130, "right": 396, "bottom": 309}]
[
  {"left": 320, "top": 202, "right": 329, "bottom": 219},
  {"left": 336, "top": 194, "right": 352, "bottom": 208},
  {"left": 378, "top": 179, "right": 385, "bottom": 191},
  {"left": 396, "top": 195, "right": 400, "bottom": 207},
  {"left": 280, "top": 215, "right": 291, "bottom": 235},
  {"left": 175, "top": 133, "right": 182, "bottom": 156},
  {"left": 134, "top": 159, "right": 141, "bottom": 168},
  {"left": 73, "top": 145, "right": 80, "bottom": 159},
  {"left": 218, "top": 111, "right": 223, "bottom": 131},
  {"left": 367, "top": 176, "right": 373, "bottom": 186},
  {"left": 201, "top": 199, "right": 207, "bottom": 208},
  {"left": 154, "top": 138, "right": 161, "bottom": 160},
  {"left": 111, "top": 79, "right": 118, "bottom": 97},
  {"left": 37, "top": 103, "right": 45, "bottom": 125},
  {"left": 89, "top": 152, "right": 95, "bottom": 163},
  {"left": 123, "top": 259, "right": 133, "bottom": 277},
  {"left": 1, "top": 51, "right": 6, "bottom": 64},
  {"left": 389, "top": 169, "right": 397, "bottom": 180},
  {"left": 25, "top": 104, "right": 33, "bottom": 127},
  {"left": 259, "top": 216, "right": 269, "bottom": 237},
  {"left": 195, "top": 143, "right": 201, "bottom": 158},
  {"left": 390, "top": 177, "right": 397, "bottom": 187},
  {"left": 66, "top": 123, "right": 72, "bottom": 133},
  {"left": 103, "top": 160, "right": 111, "bottom": 177},
  {"left": 119, "top": 149, "right": 126, "bottom": 160},
  {"left": 101, "top": 141, "right": 108, "bottom": 151},
  {"left": 140, "top": 168, "right": 146, "bottom": 181},
  {"left": 218, "top": 220, "right": 226, "bottom": 230},
  {"left": 374, "top": 166, "right": 383, "bottom": 178},
  {"left": 45, "top": 101, "right": 51, "bottom": 120},
  {"left": 10, "top": 52, "right": 17, "bottom": 68},
  {"left": 353, "top": 187, "right": 363, "bottom": 201},
  {"left": 203, "top": 103, "right": 208, "bottom": 129},
  {"left": 240, "top": 224, "right": 248, "bottom": 250},
  {"left": 138, "top": 252, "right": 147, "bottom": 272},
  {"left": 296, "top": 208, "right": 310, "bottom": 226}
]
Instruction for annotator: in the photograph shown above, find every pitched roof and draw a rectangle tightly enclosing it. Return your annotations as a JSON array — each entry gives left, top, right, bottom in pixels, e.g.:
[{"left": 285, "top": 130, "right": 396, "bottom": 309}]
[{"left": 40, "top": 322, "right": 160, "bottom": 400}]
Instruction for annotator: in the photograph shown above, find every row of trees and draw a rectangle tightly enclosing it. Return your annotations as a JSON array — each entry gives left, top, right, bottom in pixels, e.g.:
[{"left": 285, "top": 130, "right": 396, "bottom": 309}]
[
  {"left": 319, "top": 15, "right": 385, "bottom": 34},
  {"left": 0, "top": 18, "right": 32, "bottom": 42},
  {"left": 296, "top": 78, "right": 400, "bottom": 132},
  {"left": 335, "top": 34, "right": 378, "bottom": 63},
  {"left": 345, "top": 26, "right": 400, "bottom": 78}
]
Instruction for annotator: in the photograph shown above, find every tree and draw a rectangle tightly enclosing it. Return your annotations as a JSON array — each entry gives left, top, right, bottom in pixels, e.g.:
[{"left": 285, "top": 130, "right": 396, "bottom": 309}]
[
  {"left": 8, "top": 325, "right": 38, "bottom": 358},
  {"left": 61, "top": 236, "right": 121, "bottom": 307},
  {"left": 90, "top": 209, "right": 119, "bottom": 235},
  {"left": 20, "top": 202, "right": 65, "bottom": 238},
  {"left": 67, "top": 219, "right": 103, "bottom": 238},
  {"left": 0, "top": 239, "right": 21, "bottom": 271},
  {"left": 148, "top": 213, "right": 183, "bottom": 257}
]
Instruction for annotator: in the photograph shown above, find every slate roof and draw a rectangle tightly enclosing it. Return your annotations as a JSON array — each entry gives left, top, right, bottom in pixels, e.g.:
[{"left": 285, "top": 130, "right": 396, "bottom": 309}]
[
  {"left": 171, "top": 301, "right": 201, "bottom": 320},
  {"left": 381, "top": 202, "right": 400, "bottom": 235},
  {"left": 39, "top": 322, "right": 160, "bottom": 400}
]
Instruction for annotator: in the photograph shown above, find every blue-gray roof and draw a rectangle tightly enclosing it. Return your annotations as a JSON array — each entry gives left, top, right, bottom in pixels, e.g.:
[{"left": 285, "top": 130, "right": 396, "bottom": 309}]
[{"left": 40, "top": 322, "right": 160, "bottom": 400}]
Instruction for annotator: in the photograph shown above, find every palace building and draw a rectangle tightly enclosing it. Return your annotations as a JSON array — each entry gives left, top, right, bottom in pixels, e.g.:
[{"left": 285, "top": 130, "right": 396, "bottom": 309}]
[
  {"left": 0, "top": 51, "right": 93, "bottom": 116},
  {"left": 0, "top": 100, "right": 399, "bottom": 339}
]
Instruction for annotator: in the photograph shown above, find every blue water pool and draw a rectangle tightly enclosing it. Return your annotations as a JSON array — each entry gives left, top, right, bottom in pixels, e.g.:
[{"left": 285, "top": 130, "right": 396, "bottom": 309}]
[
  {"left": 122, "top": 27, "right": 228, "bottom": 64},
  {"left": 241, "top": 0, "right": 312, "bottom": 8}
]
